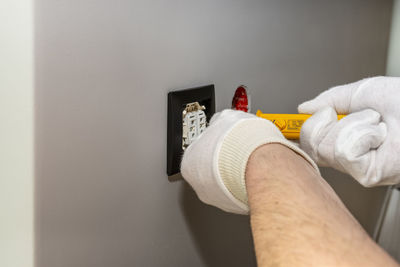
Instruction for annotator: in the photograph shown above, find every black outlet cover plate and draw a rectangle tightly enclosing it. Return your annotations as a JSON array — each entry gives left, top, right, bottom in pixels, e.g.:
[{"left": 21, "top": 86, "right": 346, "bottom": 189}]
[{"left": 167, "top": 84, "right": 215, "bottom": 176}]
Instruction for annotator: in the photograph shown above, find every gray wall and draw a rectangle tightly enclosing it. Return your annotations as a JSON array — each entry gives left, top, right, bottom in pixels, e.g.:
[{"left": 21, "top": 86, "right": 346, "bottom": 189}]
[{"left": 35, "top": 0, "right": 393, "bottom": 266}]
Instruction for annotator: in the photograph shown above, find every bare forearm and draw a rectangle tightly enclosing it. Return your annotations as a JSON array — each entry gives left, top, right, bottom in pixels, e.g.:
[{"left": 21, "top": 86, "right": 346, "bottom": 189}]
[{"left": 246, "top": 144, "right": 397, "bottom": 267}]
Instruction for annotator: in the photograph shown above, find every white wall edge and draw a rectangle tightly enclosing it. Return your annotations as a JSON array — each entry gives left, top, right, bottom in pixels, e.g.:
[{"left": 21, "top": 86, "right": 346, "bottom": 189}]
[
  {"left": 387, "top": 0, "right": 400, "bottom": 75},
  {"left": 0, "top": 0, "right": 34, "bottom": 267}
]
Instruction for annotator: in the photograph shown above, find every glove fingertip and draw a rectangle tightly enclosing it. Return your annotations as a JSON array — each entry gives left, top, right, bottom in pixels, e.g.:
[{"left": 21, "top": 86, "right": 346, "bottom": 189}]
[{"left": 298, "top": 100, "right": 318, "bottom": 114}]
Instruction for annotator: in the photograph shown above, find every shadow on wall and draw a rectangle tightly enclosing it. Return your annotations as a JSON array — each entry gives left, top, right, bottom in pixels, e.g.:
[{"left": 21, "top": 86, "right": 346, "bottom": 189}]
[
  {"left": 320, "top": 168, "right": 389, "bottom": 236},
  {"left": 179, "top": 183, "right": 257, "bottom": 267}
]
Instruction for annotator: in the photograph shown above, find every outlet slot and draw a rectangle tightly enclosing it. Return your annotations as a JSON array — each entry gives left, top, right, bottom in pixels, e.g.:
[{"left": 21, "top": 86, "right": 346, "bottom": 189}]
[{"left": 167, "top": 85, "right": 215, "bottom": 176}]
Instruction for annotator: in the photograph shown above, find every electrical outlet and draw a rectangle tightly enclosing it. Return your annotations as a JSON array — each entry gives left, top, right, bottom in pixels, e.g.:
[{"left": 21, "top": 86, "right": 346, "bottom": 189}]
[
  {"left": 182, "top": 102, "right": 206, "bottom": 149},
  {"left": 167, "top": 85, "right": 215, "bottom": 176}
]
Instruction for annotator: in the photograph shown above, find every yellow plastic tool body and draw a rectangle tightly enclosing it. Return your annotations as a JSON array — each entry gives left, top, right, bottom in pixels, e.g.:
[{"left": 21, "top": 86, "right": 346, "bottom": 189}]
[{"left": 256, "top": 110, "right": 346, "bottom": 139}]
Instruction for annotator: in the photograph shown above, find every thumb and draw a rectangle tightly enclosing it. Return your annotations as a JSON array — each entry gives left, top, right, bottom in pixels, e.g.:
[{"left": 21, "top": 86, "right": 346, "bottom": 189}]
[
  {"left": 298, "top": 79, "right": 368, "bottom": 115},
  {"left": 300, "top": 107, "right": 338, "bottom": 166}
]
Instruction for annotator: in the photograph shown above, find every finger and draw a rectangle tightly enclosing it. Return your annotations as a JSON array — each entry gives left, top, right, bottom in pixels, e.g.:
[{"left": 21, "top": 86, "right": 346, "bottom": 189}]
[
  {"left": 334, "top": 109, "right": 387, "bottom": 187},
  {"left": 298, "top": 79, "right": 367, "bottom": 115},
  {"left": 209, "top": 111, "right": 223, "bottom": 124},
  {"left": 300, "top": 107, "right": 338, "bottom": 165}
]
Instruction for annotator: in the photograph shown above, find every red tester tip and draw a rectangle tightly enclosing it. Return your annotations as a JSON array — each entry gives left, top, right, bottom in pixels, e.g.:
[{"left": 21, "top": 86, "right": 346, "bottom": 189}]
[{"left": 232, "top": 85, "right": 249, "bottom": 112}]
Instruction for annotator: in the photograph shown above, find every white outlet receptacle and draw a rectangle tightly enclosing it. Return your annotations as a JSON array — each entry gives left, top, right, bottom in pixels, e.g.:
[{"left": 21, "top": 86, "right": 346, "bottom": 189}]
[{"left": 182, "top": 102, "right": 206, "bottom": 149}]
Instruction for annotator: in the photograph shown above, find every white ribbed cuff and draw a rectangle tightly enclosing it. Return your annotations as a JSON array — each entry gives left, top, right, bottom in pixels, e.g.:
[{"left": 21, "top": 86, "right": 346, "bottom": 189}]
[{"left": 218, "top": 119, "right": 319, "bottom": 207}]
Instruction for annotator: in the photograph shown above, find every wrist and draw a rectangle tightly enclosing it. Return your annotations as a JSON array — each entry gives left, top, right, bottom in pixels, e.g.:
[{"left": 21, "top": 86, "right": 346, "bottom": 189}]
[
  {"left": 245, "top": 143, "right": 323, "bottom": 216},
  {"left": 245, "top": 143, "right": 319, "bottom": 189},
  {"left": 218, "top": 120, "right": 319, "bottom": 212}
]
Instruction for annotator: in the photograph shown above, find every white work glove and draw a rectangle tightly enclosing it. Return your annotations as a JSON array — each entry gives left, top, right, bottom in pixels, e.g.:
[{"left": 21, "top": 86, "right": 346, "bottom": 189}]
[
  {"left": 298, "top": 76, "right": 400, "bottom": 187},
  {"left": 181, "top": 109, "right": 319, "bottom": 214}
]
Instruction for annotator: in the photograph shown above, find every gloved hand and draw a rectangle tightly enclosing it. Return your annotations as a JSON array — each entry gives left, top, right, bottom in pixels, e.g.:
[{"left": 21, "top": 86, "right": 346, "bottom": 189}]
[
  {"left": 298, "top": 76, "right": 400, "bottom": 187},
  {"left": 181, "top": 109, "right": 319, "bottom": 214}
]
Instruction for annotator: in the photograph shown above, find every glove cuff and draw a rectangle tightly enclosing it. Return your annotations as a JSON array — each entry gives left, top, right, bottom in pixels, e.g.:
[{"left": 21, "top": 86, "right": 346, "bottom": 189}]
[{"left": 218, "top": 119, "right": 319, "bottom": 209}]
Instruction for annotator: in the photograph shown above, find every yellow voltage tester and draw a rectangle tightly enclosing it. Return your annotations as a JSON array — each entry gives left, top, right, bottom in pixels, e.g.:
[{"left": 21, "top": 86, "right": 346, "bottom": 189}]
[
  {"left": 231, "top": 85, "right": 345, "bottom": 140},
  {"left": 256, "top": 110, "right": 346, "bottom": 139}
]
